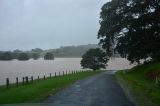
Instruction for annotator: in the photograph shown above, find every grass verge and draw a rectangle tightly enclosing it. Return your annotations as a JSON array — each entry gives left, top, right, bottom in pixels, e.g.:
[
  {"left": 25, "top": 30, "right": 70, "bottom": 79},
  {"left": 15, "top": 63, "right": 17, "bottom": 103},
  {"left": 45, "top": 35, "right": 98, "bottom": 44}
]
[
  {"left": 116, "top": 62, "right": 160, "bottom": 106},
  {"left": 0, "top": 71, "right": 101, "bottom": 104}
]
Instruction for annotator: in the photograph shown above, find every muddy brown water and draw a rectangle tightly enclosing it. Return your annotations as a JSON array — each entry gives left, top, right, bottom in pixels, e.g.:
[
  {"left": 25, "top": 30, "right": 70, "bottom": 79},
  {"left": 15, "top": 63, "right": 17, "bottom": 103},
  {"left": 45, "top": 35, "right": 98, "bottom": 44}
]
[{"left": 0, "top": 58, "right": 135, "bottom": 85}]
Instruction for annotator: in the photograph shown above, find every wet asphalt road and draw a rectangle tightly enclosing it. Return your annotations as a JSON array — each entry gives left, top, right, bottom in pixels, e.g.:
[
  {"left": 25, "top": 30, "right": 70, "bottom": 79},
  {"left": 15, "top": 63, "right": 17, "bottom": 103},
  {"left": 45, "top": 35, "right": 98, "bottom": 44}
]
[{"left": 43, "top": 71, "right": 135, "bottom": 106}]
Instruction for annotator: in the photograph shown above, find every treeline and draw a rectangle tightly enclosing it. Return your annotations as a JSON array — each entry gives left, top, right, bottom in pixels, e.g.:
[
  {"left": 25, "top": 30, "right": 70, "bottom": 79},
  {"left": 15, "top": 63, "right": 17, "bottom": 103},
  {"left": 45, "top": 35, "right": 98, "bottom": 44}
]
[
  {"left": 43, "top": 44, "right": 121, "bottom": 57},
  {"left": 0, "top": 44, "right": 120, "bottom": 61},
  {"left": 0, "top": 44, "right": 101, "bottom": 60},
  {"left": 0, "top": 51, "right": 54, "bottom": 61},
  {"left": 45, "top": 44, "right": 102, "bottom": 57}
]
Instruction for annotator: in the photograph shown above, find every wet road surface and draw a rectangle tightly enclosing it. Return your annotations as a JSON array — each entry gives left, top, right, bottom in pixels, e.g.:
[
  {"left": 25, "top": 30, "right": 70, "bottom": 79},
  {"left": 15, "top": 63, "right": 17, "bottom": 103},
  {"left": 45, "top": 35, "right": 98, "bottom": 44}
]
[{"left": 43, "top": 71, "right": 134, "bottom": 106}]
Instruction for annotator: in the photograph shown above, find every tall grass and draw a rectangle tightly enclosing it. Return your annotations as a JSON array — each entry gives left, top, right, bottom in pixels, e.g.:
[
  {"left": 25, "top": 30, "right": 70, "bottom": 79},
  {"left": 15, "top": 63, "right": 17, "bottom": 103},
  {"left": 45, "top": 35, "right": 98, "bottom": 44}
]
[{"left": 116, "top": 62, "right": 160, "bottom": 105}]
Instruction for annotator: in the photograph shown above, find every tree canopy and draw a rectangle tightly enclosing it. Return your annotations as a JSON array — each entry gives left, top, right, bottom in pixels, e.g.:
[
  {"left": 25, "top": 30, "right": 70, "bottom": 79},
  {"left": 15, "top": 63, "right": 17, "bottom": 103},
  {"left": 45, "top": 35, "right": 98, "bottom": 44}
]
[
  {"left": 0, "top": 52, "right": 13, "bottom": 60},
  {"left": 98, "top": 0, "right": 160, "bottom": 63},
  {"left": 81, "top": 48, "right": 108, "bottom": 70},
  {"left": 44, "top": 52, "right": 54, "bottom": 60},
  {"left": 17, "top": 53, "right": 30, "bottom": 61}
]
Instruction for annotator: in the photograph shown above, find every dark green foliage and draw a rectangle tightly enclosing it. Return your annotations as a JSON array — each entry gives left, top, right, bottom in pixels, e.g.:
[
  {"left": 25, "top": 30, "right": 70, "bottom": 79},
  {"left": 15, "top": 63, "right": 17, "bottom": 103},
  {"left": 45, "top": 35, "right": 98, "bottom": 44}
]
[
  {"left": 98, "top": 0, "right": 160, "bottom": 63},
  {"left": 31, "top": 48, "right": 43, "bottom": 52},
  {"left": 0, "top": 52, "right": 13, "bottom": 60},
  {"left": 17, "top": 53, "right": 30, "bottom": 61},
  {"left": 31, "top": 53, "right": 40, "bottom": 60},
  {"left": 81, "top": 48, "right": 109, "bottom": 70},
  {"left": 12, "top": 49, "right": 22, "bottom": 59},
  {"left": 44, "top": 52, "right": 54, "bottom": 60},
  {"left": 0, "top": 52, "right": 2, "bottom": 60}
]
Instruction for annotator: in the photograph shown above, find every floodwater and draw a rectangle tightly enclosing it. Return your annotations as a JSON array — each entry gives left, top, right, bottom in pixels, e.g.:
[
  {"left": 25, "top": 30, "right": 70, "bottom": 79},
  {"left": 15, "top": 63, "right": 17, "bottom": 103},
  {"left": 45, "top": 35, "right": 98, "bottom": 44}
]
[{"left": 0, "top": 58, "right": 135, "bottom": 85}]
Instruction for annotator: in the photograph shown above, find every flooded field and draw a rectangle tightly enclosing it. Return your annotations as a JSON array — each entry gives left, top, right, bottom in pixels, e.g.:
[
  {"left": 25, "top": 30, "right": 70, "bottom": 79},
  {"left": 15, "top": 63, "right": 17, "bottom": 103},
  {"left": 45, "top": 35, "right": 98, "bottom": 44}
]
[{"left": 0, "top": 58, "right": 135, "bottom": 85}]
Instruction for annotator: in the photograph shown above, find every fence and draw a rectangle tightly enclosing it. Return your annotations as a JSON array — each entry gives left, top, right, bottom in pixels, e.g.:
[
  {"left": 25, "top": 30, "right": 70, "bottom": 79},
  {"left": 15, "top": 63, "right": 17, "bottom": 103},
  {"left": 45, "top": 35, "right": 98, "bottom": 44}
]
[{"left": 5, "top": 70, "right": 84, "bottom": 88}]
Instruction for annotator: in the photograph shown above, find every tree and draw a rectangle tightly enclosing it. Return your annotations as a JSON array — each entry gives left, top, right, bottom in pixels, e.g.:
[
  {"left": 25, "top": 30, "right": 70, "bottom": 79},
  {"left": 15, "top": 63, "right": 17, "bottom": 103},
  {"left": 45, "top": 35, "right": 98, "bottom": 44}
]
[
  {"left": 17, "top": 53, "right": 29, "bottom": 61},
  {"left": 44, "top": 52, "right": 54, "bottom": 60},
  {"left": 0, "top": 52, "right": 13, "bottom": 60},
  {"left": 98, "top": 0, "right": 160, "bottom": 63},
  {"left": 81, "top": 48, "right": 109, "bottom": 70},
  {"left": 12, "top": 49, "right": 22, "bottom": 59},
  {"left": 31, "top": 48, "right": 43, "bottom": 52},
  {"left": 31, "top": 53, "right": 40, "bottom": 60}
]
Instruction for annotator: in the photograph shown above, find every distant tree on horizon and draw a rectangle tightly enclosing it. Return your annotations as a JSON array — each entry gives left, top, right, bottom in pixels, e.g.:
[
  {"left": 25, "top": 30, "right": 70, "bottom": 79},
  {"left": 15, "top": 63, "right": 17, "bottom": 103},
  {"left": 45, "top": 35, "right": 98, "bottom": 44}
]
[
  {"left": 81, "top": 48, "right": 108, "bottom": 70},
  {"left": 44, "top": 52, "right": 54, "bottom": 60},
  {"left": 17, "top": 53, "right": 29, "bottom": 61},
  {"left": 31, "top": 53, "right": 40, "bottom": 60},
  {"left": 31, "top": 48, "right": 43, "bottom": 52},
  {"left": 0, "top": 52, "right": 13, "bottom": 60}
]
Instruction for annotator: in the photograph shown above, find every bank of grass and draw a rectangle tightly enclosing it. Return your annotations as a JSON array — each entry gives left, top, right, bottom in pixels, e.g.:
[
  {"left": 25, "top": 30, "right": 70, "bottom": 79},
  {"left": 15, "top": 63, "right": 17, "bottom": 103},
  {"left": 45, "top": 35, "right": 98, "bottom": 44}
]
[
  {"left": 0, "top": 70, "right": 101, "bottom": 104},
  {"left": 116, "top": 62, "right": 160, "bottom": 106}
]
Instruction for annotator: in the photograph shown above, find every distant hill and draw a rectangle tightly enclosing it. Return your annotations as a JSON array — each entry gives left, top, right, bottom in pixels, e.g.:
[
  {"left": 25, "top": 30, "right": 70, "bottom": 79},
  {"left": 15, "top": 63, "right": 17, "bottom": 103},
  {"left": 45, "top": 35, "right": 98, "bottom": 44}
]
[{"left": 41, "top": 44, "right": 102, "bottom": 57}]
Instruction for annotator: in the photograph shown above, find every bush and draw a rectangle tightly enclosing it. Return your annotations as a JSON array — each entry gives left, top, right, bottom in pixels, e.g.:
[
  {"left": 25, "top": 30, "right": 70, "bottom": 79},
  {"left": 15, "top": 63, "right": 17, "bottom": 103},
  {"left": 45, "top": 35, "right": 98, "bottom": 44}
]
[{"left": 44, "top": 52, "right": 54, "bottom": 60}]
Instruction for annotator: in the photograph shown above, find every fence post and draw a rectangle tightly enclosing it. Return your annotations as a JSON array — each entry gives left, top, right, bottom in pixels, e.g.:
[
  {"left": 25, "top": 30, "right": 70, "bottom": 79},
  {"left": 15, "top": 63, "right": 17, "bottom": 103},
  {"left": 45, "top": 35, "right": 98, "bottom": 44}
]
[
  {"left": 59, "top": 72, "right": 60, "bottom": 76},
  {"left": 50, "top": 73, "right": 51, "bottom": 78},
  {"left": 23, "top": 77, "right": 25, "bottom": 84},
  {"left": 31, "top": 76, "right": 33, "bottom": 83},
  {"left": 26, "top": 76, "right": 28, "bottom": 84},
  {"left": 6, "top": 78, "right": 9, "bottom": 88},
  {"left": 55, "top": 72, "right": 56, "bottom": 77},
  {"left": 38, "top": 76, "right": 40, "bottom": 81},
  {"left": 44, "top": 75, "right": 45, "bottom": 80},
  {"left": 16, "top": 77, "right": 18, "bottom": 86},
  {"left": 63, "top": 71, "right": 64, "bottom": 76},
  {"left": 66, "top": 71, "right": 67, "bottom": 75}
]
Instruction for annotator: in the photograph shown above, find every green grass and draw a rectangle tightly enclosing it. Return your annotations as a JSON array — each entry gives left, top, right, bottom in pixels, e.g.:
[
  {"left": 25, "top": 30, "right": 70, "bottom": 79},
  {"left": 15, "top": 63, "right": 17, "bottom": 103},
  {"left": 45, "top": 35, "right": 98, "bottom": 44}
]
[
  {"left": 0, "top": 71, "right": 101, "bottom": 104},
  {"left": 116, "top": 62, "right": 160, "bottom": 105}
]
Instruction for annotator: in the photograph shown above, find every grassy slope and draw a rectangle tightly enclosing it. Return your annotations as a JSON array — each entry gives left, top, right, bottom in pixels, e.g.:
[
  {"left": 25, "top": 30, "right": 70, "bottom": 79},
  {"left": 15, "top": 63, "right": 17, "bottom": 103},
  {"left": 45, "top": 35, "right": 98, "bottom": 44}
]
[
  {"left": 116, "top": 62, "right": 160, "bottom": 105},
  {"left": 0, "top": 71, "right": 100, "bottom": 104}
]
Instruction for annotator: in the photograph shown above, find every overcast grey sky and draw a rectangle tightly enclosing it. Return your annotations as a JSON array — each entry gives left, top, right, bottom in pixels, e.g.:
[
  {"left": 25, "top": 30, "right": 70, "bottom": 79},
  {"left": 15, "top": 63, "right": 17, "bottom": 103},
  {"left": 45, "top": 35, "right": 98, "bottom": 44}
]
[{"left": 0, "top": 0, "right": 109, "bottom": 51}]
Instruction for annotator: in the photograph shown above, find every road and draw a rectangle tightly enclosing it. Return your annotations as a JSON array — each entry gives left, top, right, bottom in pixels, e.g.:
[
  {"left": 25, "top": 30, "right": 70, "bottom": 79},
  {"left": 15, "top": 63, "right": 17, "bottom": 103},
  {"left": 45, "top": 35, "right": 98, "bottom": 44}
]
[{"left": 43, "top": 71, "right": 135, "bottom": 106}]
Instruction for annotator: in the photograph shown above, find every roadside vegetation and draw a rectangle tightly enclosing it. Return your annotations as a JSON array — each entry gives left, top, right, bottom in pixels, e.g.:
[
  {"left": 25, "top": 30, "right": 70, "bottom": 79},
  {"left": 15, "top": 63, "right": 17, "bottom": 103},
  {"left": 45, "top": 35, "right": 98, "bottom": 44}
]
[
  {"left": 116, "top": 62, "right": 160, "bottom": 105},
  {"left": 81, "top": 48, "right": 108, "bottom": 70},
  {"left": 0, "top": 71, "right": 101, "bottom": 104}
]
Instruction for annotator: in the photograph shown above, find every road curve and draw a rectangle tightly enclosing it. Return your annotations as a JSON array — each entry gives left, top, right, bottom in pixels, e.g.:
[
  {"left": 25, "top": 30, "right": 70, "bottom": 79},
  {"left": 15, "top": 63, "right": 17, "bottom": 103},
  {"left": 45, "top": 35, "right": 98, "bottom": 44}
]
[{"left": 43, "top": 71, "right": 135, "bottom": 106}]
